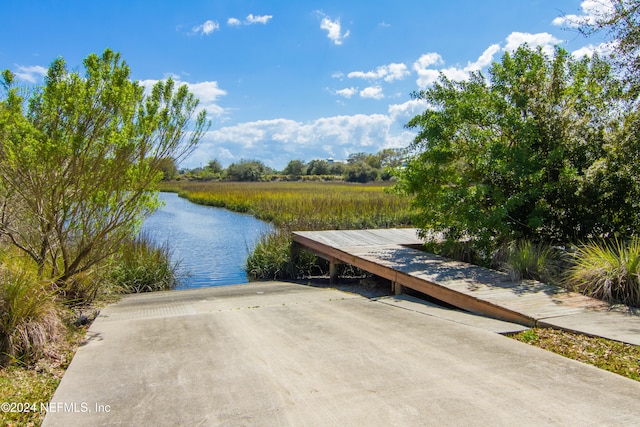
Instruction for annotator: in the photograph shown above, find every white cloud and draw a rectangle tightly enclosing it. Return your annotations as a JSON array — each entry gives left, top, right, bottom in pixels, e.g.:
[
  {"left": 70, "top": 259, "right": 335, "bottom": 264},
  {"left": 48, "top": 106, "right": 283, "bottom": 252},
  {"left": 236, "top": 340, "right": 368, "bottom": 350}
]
[
  {"left": 413, "top": 32, "right": 561, "bottom": 88},
  {"left": 384, "top": 63, "right": 410, "bottom": 82},
  {"left": 189, "top": 113, "right": 415, "bottom": 169},
  {"left": 246, "top": 14, "right": 272, "bottom": 25},
  {"left": 503, "top": 32, "right": 562, "bottom": 55},
  {"left": 335, "top": 87, "right": 357, "bottom": 98},
  {"left": 471, "top": 44, "right": 501, "bottom": 70},
  {"left": 571, "top": 41, "right": 615, "bottom": 58},
  {"left": 412, "top": 53, "right": 443, "bottom": 87},
  {"left": 318, "top": 13, "right": 350, "bottom": 45},
  {"left": 228, "top": 14, "right": 273, "bottom": 27},
  {"left": 387, "top": 99, "right": 430, "bottom": 121},
  {"left": 139, "top": 78, "right": 227, "bottom": 118},
  {"left": 192, "top": 20, "right": 220, "bottom": 35},
  {"left": 348, "top": 62, "right": 409, "bottom": 82},
  {"left": 14, "top": 65, "right": 48, "bottom": 83},
  {"left": 553, "top": 0, "right": 615, "bottom": 28},
  {"left": 414, "top": 52, "right": 444, "bottom": 69},
  {"left": 360, "top": 86, "right": 384, "bottom": 99}
]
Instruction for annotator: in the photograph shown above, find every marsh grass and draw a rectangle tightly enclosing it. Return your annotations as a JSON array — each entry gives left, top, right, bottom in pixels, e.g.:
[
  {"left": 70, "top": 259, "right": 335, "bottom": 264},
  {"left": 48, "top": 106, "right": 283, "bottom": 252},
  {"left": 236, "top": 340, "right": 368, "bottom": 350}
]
[
  {"left": 163, "top": 181, "right": 414, "bottom": 231},
  {"left": 246, "top": 230, "right": 326, "bottom": 280},
  {"left": 109, "top": 233, "right": 179, "bottom": 293},
  {"left": 565, "top": 237, "right": 640, "bottom": 307}
]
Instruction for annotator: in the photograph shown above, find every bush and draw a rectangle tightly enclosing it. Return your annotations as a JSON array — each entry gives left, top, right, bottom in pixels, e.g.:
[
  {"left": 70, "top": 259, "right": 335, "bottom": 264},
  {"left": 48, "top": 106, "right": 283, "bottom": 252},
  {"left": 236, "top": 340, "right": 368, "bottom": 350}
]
[
  {"left": 565, "top": 238, "right": 640, "bottom": 307},
  {"left": 493, "top": 240, "right": 566, "bottom": 284},
  {"left": 0, "top": 258, "right": 62, "bottom": 366},
  {"left": 110, "top": 233, "right": 179, "bottom": 293},
  {"left": 344, "top": 162, "right": 379, "bottom": 183}
]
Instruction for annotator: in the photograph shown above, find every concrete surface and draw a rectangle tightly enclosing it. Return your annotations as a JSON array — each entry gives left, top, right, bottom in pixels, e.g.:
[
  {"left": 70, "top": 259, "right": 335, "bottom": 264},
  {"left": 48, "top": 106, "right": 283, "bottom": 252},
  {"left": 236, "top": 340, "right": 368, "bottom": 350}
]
[
  {"left": 44, "top": 282, "right": 640, "bottom": 426},
  {"left": 540, "top": 308, "right": 640, "bottom": 346},
  {"left": 377, "top": 295, "right": 530, "bottom": 334}
]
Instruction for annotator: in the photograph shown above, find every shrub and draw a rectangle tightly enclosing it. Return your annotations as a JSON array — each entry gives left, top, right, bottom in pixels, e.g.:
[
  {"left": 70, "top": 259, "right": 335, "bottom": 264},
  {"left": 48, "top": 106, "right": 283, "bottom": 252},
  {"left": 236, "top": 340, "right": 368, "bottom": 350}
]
[
  {"left": 565, "top": 238, "right": 640, "bottom": 307},
  {"left": 0, "top": 258, "right": 62, "bottom": 365},
  {"left": 493, "top": 240, "right": 566, "bottom": 284},
  {"left": 110, "top": 233, "right": 179, "bottom": 293}
]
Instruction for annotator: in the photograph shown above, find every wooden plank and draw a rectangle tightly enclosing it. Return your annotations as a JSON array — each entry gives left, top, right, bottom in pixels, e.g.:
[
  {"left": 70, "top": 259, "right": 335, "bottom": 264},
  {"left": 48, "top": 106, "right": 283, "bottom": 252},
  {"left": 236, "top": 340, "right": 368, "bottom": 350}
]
[{"left": 291, "top": 229, "right": 610, "bottom": 328}]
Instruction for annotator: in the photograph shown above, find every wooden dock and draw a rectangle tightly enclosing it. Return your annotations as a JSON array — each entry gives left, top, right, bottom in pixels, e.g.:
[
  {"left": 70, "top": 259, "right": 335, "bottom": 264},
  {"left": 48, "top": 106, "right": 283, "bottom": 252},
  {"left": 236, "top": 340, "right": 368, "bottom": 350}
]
[{"left": 292, "top": 228, "right": 640, "bottom": 345}]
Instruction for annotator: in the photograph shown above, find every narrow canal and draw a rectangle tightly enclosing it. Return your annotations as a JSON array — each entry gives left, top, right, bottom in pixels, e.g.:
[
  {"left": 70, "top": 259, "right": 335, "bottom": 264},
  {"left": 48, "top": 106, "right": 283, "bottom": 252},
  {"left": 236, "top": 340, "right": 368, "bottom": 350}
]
[{"left": 141, "top": 192, "right": 273, "bottom": 289}]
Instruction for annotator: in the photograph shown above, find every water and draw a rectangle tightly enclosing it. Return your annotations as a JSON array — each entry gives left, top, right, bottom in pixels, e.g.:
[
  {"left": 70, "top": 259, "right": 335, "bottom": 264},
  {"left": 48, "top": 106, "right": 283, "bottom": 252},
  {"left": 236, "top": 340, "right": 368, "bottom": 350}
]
[{"left": 141, "top": 192, "right": 273, "bottom": 289}]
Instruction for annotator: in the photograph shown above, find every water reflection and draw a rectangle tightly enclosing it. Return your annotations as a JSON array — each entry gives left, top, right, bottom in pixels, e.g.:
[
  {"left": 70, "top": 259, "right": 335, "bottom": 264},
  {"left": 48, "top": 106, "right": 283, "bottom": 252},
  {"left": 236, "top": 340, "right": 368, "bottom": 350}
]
[{"left": 141, "top": 192, "right": 273, "bottom": 289}]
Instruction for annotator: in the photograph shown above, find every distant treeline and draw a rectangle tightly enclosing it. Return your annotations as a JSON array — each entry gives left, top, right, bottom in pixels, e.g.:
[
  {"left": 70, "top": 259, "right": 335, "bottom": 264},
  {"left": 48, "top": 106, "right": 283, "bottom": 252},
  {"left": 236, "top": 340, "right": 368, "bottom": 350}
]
[{"left": 159, "top": 148, "right": 405, "bottom": 183}]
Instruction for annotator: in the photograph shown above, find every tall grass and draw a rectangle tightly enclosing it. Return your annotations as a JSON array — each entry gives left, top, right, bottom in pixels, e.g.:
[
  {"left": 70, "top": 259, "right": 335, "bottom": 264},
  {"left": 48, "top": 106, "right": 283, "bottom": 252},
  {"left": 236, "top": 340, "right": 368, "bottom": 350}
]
[
  {"left": 109, "top": 233, "right": 179, "bottom": 293},
  {"left": 0, "top": 252, "right": 62, "bottom": 365},
  {"left": 565, "top": 238, "right": 640, "bottom": 307},
  {"left": 164, "top": 181, "right": 413, "bottom": 231},
  {"left": 493, "top": 240, "right": 566, "bottom": 284}
]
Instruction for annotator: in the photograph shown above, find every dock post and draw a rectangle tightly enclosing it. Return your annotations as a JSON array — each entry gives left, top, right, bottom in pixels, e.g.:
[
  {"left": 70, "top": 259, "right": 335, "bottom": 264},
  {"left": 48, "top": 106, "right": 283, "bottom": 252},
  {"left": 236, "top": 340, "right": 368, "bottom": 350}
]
[
  {"left": 329, "top": 258, "right": 338, "bottom": 285},
  {"left": 392, "top": 281, "right": 403, "bottom": 295}
]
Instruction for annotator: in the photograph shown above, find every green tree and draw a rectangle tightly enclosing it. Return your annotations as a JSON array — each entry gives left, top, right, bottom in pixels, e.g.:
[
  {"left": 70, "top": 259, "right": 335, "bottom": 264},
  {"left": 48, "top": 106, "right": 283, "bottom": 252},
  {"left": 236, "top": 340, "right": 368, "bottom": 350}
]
[
  {"left": 282, "top": 159, "right": 305, "bottom": 177},
  {"left": 157, "top": 157, "right": 178, "bottom": 180},
  {"left": 0, "top": 49, "right": 209, "bottom": 283},
  {"left": 206, "top": 159, "right": 223, "bottom": 174},
  {"left": 377, "top": 148, "right": 405, "bottom": 169},
  {"left": 396, "top": 45, "right": 636, "bottom": 254},
  {"left": 225, "top": 159, "right": 271, "bottom": 181},
  {"left": 343, "top": 161, "right": 379, "bottom": 183},
  {"left": 328, "top": 161, "right": 346, "bottom": 175},
  {"left": 306, "top": 159, "right": 330, "bottom": 175}
]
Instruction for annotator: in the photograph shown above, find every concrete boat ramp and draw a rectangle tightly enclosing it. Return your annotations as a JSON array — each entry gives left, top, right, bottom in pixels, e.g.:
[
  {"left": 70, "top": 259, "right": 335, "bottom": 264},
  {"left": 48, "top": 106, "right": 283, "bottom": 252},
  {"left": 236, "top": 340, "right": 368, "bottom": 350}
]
[
  {"left": 45, "top": 282, "right": 640, "bottom": 426},
  {"left": 293, "top": 228, "right": 640, "bottom": 346}
]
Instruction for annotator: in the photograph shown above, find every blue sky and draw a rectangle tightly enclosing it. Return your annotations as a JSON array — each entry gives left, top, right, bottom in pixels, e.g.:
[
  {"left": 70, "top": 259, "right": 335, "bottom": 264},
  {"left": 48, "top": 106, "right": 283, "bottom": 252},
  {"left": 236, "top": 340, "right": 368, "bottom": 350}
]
[{"left": 1, "top": 1, "right": 610, "bottom": 170}]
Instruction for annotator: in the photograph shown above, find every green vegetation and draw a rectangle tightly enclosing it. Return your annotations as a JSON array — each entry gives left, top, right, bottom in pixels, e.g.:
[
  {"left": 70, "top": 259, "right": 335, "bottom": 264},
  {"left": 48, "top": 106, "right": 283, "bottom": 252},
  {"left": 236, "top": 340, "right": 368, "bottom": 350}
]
[
  {"left": 565, "top": 238, "right": 640, "bottom": 307},
  {"left": 109, "top": 233, "right": 179, "bottom": 293},
  {"left": 1, "top": 4, "right": 639, "bottom": 416},
  {"left": 511, "top": 328, "right": 640, "bottom": 382},
  {"left": 164, "top": 181, "right": 413, "bottom": 231},
  {"left": 493, "top": 240, "right": 566, "bottom": 284},
  {"left": 575, "top": 0, "right": 640, "bottom": 97},
  {"left": 175, "top": 148, "right": 404, "bottom": 183},
  {"left": 0, "top": 251, "right": 61, "bottom": 366},
  {"left": 397, "top": 45, "right": 637, "bottom": 254},
  {"left": 0, "top": 318, "right": 87, "bottom": 426}
]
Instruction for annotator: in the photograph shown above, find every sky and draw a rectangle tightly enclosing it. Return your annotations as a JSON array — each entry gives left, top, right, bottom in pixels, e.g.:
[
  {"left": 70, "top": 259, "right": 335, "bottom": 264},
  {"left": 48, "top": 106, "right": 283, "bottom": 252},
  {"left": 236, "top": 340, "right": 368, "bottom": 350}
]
[{"left": 1, "top": 1, "right": 612, "bottom": 170}]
